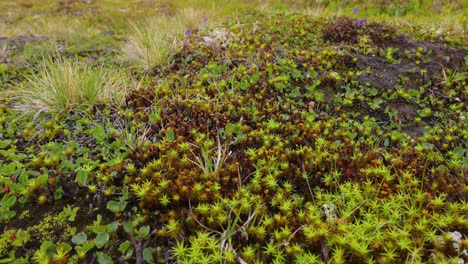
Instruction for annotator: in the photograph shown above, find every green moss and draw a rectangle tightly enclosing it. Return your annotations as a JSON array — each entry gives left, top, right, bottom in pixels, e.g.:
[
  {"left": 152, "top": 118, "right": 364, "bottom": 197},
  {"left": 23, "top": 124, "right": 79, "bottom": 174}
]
[
  {"left": 0, "top": 0, "right": 466, "bottom": 262},
  {"left": 29, "top": 212, "right": 68, "bottom": 243}
]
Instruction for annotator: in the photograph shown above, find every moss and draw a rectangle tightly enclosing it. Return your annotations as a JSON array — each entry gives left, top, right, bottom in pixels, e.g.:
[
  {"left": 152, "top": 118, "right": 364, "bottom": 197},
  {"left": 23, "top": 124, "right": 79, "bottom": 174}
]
[
  {"left": 0, "top": 1, "right": 466, "bottom": 262},
  {"left": 29, "top": 212, "right": 68, "bottom": 243}
]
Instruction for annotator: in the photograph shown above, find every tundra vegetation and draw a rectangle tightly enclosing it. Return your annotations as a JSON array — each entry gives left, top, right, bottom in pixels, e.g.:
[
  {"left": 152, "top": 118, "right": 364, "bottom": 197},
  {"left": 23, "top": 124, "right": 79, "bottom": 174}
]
[{"left": 0, "top": 0, "right": 466, "bottom": 263}]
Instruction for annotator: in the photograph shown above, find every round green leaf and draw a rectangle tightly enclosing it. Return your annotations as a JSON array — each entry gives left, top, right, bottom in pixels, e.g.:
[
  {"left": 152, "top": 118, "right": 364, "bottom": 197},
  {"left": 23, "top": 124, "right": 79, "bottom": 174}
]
[
  {"left": 95, "top": 233, "right": 110, "bottom": 249},
  {"left": 123, "top": 222, "right": 134, "bottom": 233},
  {"left": 106, "top": 200, "right": 127, "bottom": 213},
  {"left": 97, "top": 253, "right": 114, "bottom": 264},
  {"left": 71, "top": 232, "right": 87, "bottom": 245},
  {"left": 143, "top": 247, "right": 155, "bottom": 263}
]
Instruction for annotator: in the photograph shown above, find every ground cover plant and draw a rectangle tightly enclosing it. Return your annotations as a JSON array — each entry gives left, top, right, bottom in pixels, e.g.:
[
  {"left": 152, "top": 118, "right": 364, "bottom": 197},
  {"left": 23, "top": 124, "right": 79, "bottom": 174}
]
[{"left": 0, "top": 0, "right": 466, "bottom": 263}]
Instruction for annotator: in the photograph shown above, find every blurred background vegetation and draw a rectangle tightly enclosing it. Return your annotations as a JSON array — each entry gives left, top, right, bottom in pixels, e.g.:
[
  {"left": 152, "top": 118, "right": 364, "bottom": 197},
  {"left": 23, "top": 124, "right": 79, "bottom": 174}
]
[{"left": 0, "top": 0, "right": 465, "bottom": 36}]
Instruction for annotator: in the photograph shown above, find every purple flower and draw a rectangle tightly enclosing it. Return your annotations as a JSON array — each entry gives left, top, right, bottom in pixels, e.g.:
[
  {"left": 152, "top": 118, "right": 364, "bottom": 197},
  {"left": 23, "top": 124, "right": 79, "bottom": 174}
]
[
  {"left": 203, "top": 17, "right": 207, "bottom": 24},
  {"left": 354, "top": 7, "right": 358, "bottom": 14},
  {"left": 356, "top": 19, "right": 366, "bottom": 27},
  {"left": 185, "top": 29, "right": 191, "bottom": 35}
]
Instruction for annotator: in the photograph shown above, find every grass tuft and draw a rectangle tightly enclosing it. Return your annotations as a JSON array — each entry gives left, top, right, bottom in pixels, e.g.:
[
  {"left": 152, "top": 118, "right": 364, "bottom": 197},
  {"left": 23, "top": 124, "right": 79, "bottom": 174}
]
[
  {"left": 18, "top": 55, "right": 125, "bottom": 113},
  {"left": 123, "top": 8, "right": 210, "bottom": 70}
]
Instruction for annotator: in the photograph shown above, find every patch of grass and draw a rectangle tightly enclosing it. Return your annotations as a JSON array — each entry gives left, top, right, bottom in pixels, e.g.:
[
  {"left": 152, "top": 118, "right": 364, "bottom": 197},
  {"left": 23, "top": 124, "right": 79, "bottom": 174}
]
[
  {"left": 122, "top": 8, "right": 210, "bottom": 70},
  {"left": 17, "top": 55, "right": 125, "bottom": 113},
  {"left": 122, "top": 17, "right": 180, "bottom": 70}
]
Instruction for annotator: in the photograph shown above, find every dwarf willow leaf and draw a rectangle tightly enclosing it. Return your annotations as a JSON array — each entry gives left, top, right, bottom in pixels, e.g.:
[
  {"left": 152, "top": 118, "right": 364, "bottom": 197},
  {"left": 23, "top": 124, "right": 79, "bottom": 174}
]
[
  {"left": 370, "top": 98, "right": 383, "bottom": 110},
  {"left": 148, "top": 112, "right": 160, "bottom": 123},
  {"left": 143, "top": 247, "right": 155, "bottom": 263},
  {"left": 3, "top": 195, "right": 16, "bottom": 208},
  {"left": 88, "top": 124, "right": 107, "bottom": 142},
  {"left": 57, "top": 242, "right": 72, "bottom": 253},
  {"left": 0, "top": 257, "right": 14, "bottom": 263},
  {"left": 123, "top": 222, "right": 134, "bottom": 233},
  {"left": 289, "top": 87, "right": 301, "bottom": 98},
  {"left": 95, "top": 233, "right": 110, "bottom": 249},
  {"left": 76, "top": 169, "right": 88, "bottom": 186},
  {"left": 72, "top": 232, "right": 87, "bottom": 245},
  {"left": 118, "top": 240, "right": 131, "bottom": 253},
  {"left": 418, "top": 107, "right": 432, "bottom": 118},
  {"left": 107, "top": 200, "right": 127, "bottom": 213},
  {"left": 37, "top": 174, "right": 49, "bottom": 186},
  {"left": 139, "top": 226, "right": 150, "bottom": 238},
  {"left": 225, "top": 123, "right": 238, "bottom": 136},
  {"left": 0, "top": 139, "right": 13, "bottom": 149},
  {"left": 54, "top": 187, "right": 63, "bottom": 200},
  {"left": 422, "top": 142, "right": 434, "bottom": 150},
  {"left": 166, "top": 129, "right": 175, "bottom": 142},
  {"left": 2, "top": 163, "right": 16, "bottom": 175},
  {"left": 108, "top": 221, "right": 119, "bottom": 233},
  {"left": 97, "top": 253, "right": 114, "bottom": 264},
  {"left": 75, "top": 241, "right": 95, "bottom": 255}
]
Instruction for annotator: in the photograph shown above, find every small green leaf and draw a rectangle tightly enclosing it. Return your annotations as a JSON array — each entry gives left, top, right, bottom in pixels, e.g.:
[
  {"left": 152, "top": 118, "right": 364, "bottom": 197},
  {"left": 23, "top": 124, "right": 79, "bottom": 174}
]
[
  {"left": 88, "top": 125, "right": 107, "bottom": 142},
  {"left": 418, "top": 107, "right": 432, "bottom": 118},
  {"left": 240, "top": 78, "right": 249, "bottom": 91},
  {"left": 57, "top": 242, "right": 72, "bottom": 253},
  {"left": 68, "top": 206, "right": 79, "bottom": 222},
  {"left": 76, "top": 169, "right": 88, "bottom": 186},
  {"left": 41, "top": 241, "right": 57, "bottom": 255},
  {"left": 384, "top": 138, "right": 389, "bottom": 147},
  {"left": 452, "top": 147, "right": 465, "bottom": 157},
  {"left": 71, "top": 232, "right": 88, "bottom": 245},
  {"left": 118, "top": 240, "right": 132, "bottom": 253},
  {"left": 224, "top": 123, "right": 238, "bottom": 136},
  {"left": 97, "top": 253, "right": 114, "bottom": 264},
  {"left": 422, "top": 142, "right": 434, "bottom": 150},
  {"left": 407, "top": 89, "right": 420, "bottom": 97},
  {"left": 37, "top": 174, "right": 48, "bottom": 186},
  {"left": 143, "top": 247, "right": 155, "bottom": 263},
  {"left": 123, "top": 222, "right": 134, "bottom": 233},
  {"left": 121, "top": 186, "right": 129, "bottom": 200},
  {"left": 368, "top": 87, "right": 378, "bottom": 96},
  {"left": 6, "top": 196, "right": 16, "bottom": 208},
  {"left": 139, "top": 226, "right": 150, "bottom": 238},
  {"left": 2, "top": 163, "right": 16, "bottom": 175},
  {"left": 148, "top": 112, "right": 160, "bottom": 123},
  {"left": 95, "top": 233, "right": 110, "bottom": 249},
  {"left": 75, "top": 241, "right": 95, "bottom": 254},
  {"left": 314, "top": 90, "right": 324, "bottom": 102},
  {"left": 166, "top": 129, "right": 175, "bottom": 142},
  {"left": 53, "top": 187, "right": 63, "bottom": 200},
  {"left": 347, "top": 132, "right": 357, "bottom": 140},
  {"left": 0, "top": 210, "right": 15, "bottom": 220},
  {"left": 370, "top": 98, "right": 383, "bottom": 110},
  {"left": 106, "top": 200, "right": 127, "bottom": 213},
  {"left": 108, "top": 221, "right": 119, "bottom": 233},
  {"left": 289, "top": 87, "right": 301, "bottom": 98},
  {"left": 70, "top": 227, "right": 77, "bottom": 236},
  {"left": 88, "top": 225, "right": 108, "bottom": 234}
]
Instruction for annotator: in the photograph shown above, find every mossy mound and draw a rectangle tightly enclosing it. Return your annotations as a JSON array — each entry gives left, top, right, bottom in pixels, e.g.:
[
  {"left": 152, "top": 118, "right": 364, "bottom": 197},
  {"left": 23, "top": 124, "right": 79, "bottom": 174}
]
[
  {"left": 1, "top": 10, "right": 467, "bottom": 263},
  {"left": 122, "top": 11, "right": 467, "bottom": 263},
  {"left": 127, "top": 11, "right": 466, "bottom": 201}
]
